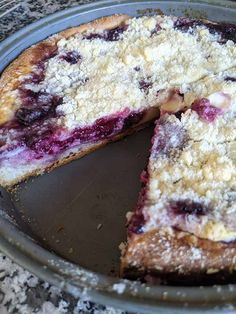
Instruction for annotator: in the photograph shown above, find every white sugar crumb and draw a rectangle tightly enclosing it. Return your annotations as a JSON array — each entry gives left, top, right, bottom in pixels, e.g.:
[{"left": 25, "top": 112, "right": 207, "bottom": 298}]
[
  {"left": 112, "top": 283, "right": 126, "bottom": 294},
  {"left": 119, "top": 242, "right": 126, "bottom": 254},
  {"left": 190, "top": 248, "right": 202, "bottom": 260}
]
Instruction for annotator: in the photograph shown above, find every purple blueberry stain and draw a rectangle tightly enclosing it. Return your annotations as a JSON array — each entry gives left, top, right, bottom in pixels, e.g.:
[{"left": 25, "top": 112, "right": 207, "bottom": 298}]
[
  {"left": 72, "top": 115, "right": 121, "bottom": 143},
  {"left": 150, "top": 24, "right": 162, "bottom": 36},
  {"left": 128, "top": 212, "right": 145, "bottom": 234},
  {"left": 23, "top": 126, "right": 57, "bottom": 155},
  {"left": 106, "top": 25, "right": 128, "bottom": 41},
  {"left": 83, "top": 33, "right": 105, "bottom": 40},
  {"left": 60, "top": 51, "right": 81, "bottom": 64},
  {"left": 18, "top": 89, "right": 62, "bottom": 109},
  {"left": 224, "top": 76, "right": 236, "bottom": 82},
  {"left": 206, "top": 22, "right": 236, "bottom": 44},
  {"left": 174, "top": 17, "right": 236, "bottom": 43},
  {"left": 139, "top": 79, "right": 153, "bottom": 94},
  {"left": 16, "top": 93, "right": 62, "bottom": 126},
  {"left": 169, "top": 200, "right": 209, "bottom": 216},
  {"left": 15, "top": 89, "right": 63, "bottom": 126},
  {"left": 123, "top": 111, "right": 144, "bottom": 129},
  {"left": 16, "top": 107, "right": 49, "bottom": 126},
  {"left": 23, "top": 63, "right": 45, "bottom": 85},
  {"left": 19, "top": 89, "right": 40, "bottom": 107},
  {"left": 84, "top": 24, "right": 128, "bottom": 42},
  {"left": 134, "top": 66, "right": 140, "bottom": 72},
  {"left": 152, "top": 118, "right": 188, "bottom": 158},
  {"left": 174, "top": 17, "right": 202, "bottom": 33},
  {"left": 22, "top": 109, "right": 145, "bottom": 156},
  {"left": 9, "top": 89, "right": 63, "bottom": 155},
  {"left": 191, "top": 98, "right": 223, "bottom": 123}
]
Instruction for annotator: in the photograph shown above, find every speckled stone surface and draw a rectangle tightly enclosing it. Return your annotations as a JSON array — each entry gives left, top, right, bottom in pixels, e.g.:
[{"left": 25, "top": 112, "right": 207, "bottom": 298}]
[
  {"left": 0, "top": 0, "right": 94, "bottom": 41},
  {"left": 0, "top": 1, "right": 129, "bottom": 313}
]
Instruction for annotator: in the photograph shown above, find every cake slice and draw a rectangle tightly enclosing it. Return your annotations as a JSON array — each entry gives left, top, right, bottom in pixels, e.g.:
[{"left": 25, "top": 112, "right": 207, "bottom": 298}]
[
  {"left": 121, "top": 68, "right": 236, "bottom": 284},
  {"left": 1, "top": 14, "right": 236, "bottom": 187}
]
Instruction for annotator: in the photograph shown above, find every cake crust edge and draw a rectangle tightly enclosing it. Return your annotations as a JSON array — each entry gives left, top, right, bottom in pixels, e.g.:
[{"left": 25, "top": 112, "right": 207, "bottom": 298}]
[{"left": 121, "top": 228, "right": 236, "bottom": 285}]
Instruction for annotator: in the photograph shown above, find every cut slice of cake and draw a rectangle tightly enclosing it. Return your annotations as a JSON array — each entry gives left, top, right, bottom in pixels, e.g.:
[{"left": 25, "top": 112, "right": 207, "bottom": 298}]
[
  {"left": 1, "top": 14, "right": 236, "bottom": 187},
  {"left": 121, "top": 68, "right": 236, "bottom": 285}
]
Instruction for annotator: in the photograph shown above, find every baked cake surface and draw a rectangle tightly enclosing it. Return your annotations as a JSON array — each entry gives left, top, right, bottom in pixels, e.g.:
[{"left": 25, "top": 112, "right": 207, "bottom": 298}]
[
  {"left": 1, "top": 14, "right": 236, "bottom": 186},
  {"left": 121, "top": 67, "right": 236, "bottom": 284}
]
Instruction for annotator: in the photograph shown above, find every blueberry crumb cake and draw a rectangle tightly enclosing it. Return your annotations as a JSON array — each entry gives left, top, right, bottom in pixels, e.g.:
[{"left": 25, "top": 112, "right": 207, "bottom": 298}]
[{"left": 1, "top": 14, "right": 236, "bottom": 284}]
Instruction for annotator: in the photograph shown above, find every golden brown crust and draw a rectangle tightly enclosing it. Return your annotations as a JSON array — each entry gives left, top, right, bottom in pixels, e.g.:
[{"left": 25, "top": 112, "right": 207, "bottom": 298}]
[
  {"left": 121, "top": 228, "right": 236, "bottom": 284},
  {"left": 0, "top": 14, "right": 130, "bottom": 125}
]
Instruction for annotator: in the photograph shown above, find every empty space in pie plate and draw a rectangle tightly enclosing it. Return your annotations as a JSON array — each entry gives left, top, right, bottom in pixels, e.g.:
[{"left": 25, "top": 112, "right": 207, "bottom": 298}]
[{"left": 9, "top": 126, "right": 153, "bottom": 276}]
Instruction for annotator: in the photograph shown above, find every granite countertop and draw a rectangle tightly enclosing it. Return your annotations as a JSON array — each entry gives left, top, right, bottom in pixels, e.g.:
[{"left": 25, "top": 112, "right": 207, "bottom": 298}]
[{"left": 0, "top": 2, "right": 127, "bottom": 313}]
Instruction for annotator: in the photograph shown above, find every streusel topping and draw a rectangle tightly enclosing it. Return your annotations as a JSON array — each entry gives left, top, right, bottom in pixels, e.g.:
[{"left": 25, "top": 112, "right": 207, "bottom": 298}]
[
  {"left": 141, "top": 69, "right": 236, "bottom": 242},
  {"left": 22, "top": 15, "right": 236, "bottom": 128}
]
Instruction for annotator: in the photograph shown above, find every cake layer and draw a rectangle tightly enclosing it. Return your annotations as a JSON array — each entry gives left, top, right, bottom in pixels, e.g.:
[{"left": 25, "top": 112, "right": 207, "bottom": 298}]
[{"left": 121, "top": 228, "right": 236, "bottom": 285}]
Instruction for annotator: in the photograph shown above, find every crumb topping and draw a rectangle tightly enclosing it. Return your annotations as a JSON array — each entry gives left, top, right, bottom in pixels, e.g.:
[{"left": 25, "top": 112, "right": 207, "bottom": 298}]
[
  {"left": 20, "top": 15, "right": 236, "bottom": 128},
  {"left": 140, "top": 69, "right": 236, "bottom": 242}
]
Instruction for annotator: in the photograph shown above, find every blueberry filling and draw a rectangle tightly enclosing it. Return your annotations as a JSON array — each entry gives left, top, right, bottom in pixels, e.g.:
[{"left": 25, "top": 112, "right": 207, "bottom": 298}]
[
  {"left": 206, "top": 22, "right": 236, "bottom": 44},
  {"left": 60, "top": 51, "right": 81, "bottom": 64},
  {"left": 191, "top": 98, "right": 223, "bottom": 122},
  {"left": 174, "top": 17, "right": 236, "bottom": 43},
  {"left": 30, "top": 110, "right": 144, "bottom": 155},
  {"left": 1, "top": 106, "right": 145, "bottom": 158},
  {"left": 139, "top": 79, "right": 153, "bottom": 94},
  {"left": 123, "top": 111, "right": 145, "bottom": 129},
  {"left": 134, "top": 66, "right": 140, "bottom": 72},
  {"left": 23, "top": 63, "right": 45, "bottom": 85},
  {"left": 174, "top": 17, "right": 202, "bottom": 33},
  {"left": 16, "top": 97, "right": 62, "bottom": 126},
  {"left": 150, "top": 24, "right": 162, "bottom": 36},
  {"left": 83, "top": 25, "right": 128, "bottom": 41},
  {"left": 0, "top": 29, "right": 146, "bottom": 160},
  {"left": 128, "top": 212, "right": 145, "bottom": 234},
  {"left": 169, "top": 200, "right": 209, "bottom": 216},
  {"left": 22, "top": 125, "right": 59, "bottom": 156},
  {"left": 153, "top": 118, "right": 188, "bottom": 158},
  {"left": 224, "top": 76, "right": 236, "bottom": 82},
  {"left": 16, "top": 107, "right": 51, "bottom": 126},
  {"left": 16, "top": 89, "right": 63, "bottom": 126}
]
